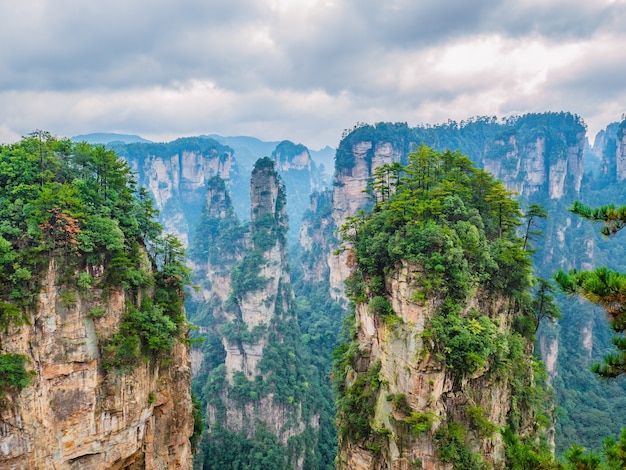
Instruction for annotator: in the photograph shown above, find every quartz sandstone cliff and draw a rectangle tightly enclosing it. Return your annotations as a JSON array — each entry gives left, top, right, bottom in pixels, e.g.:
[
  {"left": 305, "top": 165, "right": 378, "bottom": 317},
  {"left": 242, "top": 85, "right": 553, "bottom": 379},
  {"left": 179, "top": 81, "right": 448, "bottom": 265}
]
[
  {"left": 193, "top": 159, "right": 319, "bottom": 468},
  {"left": 0, "top": 258, "right": 193, "bottom": 469},
  {"left": 119, "top": 139, "right": 237, "bottom": 246},
  {"left": 336, "top": 264, "right": 533, "bottom": 469}
]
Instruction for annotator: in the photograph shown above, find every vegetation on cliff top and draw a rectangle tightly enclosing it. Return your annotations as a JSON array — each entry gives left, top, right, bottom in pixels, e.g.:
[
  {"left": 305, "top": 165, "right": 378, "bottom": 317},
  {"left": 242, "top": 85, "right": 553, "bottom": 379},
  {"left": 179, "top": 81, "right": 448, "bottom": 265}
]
[
  {"left": 334, "top": 145, "right": 556, "bottom": 468},
  {"left": 0, "top": 131, "right": 190, "bottom": 382}
]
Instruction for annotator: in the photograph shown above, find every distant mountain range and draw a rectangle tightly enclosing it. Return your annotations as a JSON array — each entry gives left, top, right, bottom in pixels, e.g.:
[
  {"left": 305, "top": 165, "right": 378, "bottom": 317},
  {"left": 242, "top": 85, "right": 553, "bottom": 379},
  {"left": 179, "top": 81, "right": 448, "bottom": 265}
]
[
  {"left": 72, "top": 132, "right": 336, "bottom": 172},
  {"left": 71, "top": 132, "right": 152, "bottom": 144}
]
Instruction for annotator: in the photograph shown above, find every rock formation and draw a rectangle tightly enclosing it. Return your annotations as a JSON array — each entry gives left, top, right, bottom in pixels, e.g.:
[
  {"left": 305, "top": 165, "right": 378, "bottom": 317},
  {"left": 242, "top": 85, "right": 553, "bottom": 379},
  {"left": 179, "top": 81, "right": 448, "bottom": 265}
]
[
  {"left": 112, "top": 137, "right": 238, "bottom": 246},
  {"left": 333, "top": 149, "right": 549, "bottom": 469},
  {"left": 190, "top": 158, "right": 328, "bottom": 469},
  {"left": 0, "top": 135, "right": 194, "bottom": 469},
  {"left": 0, "top": 259, "right": 193, "bottom": 469}
]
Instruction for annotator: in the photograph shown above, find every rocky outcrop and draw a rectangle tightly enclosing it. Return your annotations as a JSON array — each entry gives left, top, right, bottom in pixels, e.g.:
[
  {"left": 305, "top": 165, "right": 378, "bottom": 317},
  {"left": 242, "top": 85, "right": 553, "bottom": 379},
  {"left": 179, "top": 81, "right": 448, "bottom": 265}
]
[
  {"left": 593, "top": 120, "right": 626, "bottom": 183},
  {"left": 336, "top": 263, "right": 532, "bottom": 469},
  {"left": 271, "top": 140, "right": 325, "bottom": 242},
  {"left": 194, "top": 158, "right": 321, "bottom": 468},
  {"left": 0, "top": 259, "right": 193, "bottom": 469},
  {"left": 298, "top": 190, "right": 335, "bottom": 284},
  {"left": 113, "top": 138, "right": 237, "bottom": 246},
  {"left": 617, "top": 123, "right": 626, "bottom": 182},
  {"left": 483, "top": 131, "right": 585, "bottom": 199}
]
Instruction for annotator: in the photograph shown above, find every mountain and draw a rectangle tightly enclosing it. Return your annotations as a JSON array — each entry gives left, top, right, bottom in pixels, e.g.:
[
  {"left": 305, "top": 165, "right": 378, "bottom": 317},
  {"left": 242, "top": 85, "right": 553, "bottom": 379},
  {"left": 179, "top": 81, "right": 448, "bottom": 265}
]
[
  {"left": 71, "top": 132, "right": 152, "bottom": 144},
  {"left": 0, "top": 135, "right": 193, "bottom": 468},
  {"left": 102, "top": 136, "right": 327, "bottom": 248},
  {"left": 298, "top": 113, "right": 626, "bottom": 458},
  {"left": 187, "top": 160, "right": 334, "bottom": 469}
]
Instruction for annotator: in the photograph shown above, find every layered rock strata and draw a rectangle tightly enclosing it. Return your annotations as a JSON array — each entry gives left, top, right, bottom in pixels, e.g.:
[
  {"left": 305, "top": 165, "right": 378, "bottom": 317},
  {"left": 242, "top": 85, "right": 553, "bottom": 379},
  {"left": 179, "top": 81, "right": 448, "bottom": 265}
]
[{"left": 0, "top": 260, "right": 193, "bottom": 469}]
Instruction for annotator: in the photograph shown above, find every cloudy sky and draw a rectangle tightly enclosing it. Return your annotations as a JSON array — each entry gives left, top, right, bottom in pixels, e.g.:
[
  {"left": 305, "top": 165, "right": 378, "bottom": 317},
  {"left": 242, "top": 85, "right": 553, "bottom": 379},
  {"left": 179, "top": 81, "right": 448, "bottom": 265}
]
[{"left": 1, "top": 0, "right": 625, "bottom": 149}]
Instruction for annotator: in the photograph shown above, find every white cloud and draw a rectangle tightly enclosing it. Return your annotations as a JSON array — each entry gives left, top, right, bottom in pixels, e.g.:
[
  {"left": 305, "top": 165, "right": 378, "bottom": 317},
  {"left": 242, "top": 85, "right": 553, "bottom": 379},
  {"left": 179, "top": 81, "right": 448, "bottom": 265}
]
[{"left": 1, "top": 0, "right": 626, "bottom": 148}]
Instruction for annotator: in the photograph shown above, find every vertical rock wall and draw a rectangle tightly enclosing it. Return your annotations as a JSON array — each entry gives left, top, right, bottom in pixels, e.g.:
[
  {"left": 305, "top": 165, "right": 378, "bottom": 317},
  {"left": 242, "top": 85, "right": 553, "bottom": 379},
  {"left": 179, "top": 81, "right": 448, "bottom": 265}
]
[{"left": 0, "top": 259, "right": 193, "bottom": 469}]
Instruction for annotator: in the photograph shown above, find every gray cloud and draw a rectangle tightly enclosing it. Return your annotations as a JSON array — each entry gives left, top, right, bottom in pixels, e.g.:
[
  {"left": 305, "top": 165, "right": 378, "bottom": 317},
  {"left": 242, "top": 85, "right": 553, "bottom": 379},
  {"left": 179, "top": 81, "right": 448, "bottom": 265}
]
[{"left": 1, "top": 0, "right": 625, "bottom": 147}]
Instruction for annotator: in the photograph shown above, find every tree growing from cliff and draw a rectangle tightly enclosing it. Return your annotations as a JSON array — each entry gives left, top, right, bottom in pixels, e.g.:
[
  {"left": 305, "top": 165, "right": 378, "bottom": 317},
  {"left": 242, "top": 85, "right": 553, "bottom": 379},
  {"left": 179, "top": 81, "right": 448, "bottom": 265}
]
[
  {"left": 0, "top": 133, "right": 190, "bottom": 375},
  {"left": 556, "top": 201, "right": 626, "bottom": 378}
]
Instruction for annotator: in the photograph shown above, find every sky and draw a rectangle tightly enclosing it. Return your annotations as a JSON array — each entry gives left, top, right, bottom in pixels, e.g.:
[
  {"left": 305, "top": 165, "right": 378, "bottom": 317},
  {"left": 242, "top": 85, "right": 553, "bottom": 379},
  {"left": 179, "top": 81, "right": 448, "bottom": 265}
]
[{"left": 1, "top": 0, "right": 626, "bottom": 150}]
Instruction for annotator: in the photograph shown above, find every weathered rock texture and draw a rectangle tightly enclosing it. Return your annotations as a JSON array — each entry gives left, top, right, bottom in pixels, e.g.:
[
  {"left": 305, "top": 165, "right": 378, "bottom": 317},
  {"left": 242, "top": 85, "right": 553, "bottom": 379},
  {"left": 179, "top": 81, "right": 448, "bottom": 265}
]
[
  {"left": 271, "top": 140, "right": 324, "bottom": 243},
  {"left": 0, "top": 259, "right": 193, "bottom": 469},
  {"left": 336, "top": 263, "right": 536, "bottom": 470},
  {"left": 592, "top": 120, "right": 626, "bottom": 183},
  {"left": 114, "top": 138, "right": 238, "bottom": 246},
  {"left": 482, "top": 131, "right": 584, "bottom": 199},
  {"left": 193, "top": 159, "right": 319, "bottom": 468}
]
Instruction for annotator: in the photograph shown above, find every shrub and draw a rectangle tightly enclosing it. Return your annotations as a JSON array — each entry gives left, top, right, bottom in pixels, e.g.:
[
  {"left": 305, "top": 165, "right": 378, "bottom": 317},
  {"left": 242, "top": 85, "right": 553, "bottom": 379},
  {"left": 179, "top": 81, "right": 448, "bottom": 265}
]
[{"left": 0, "top": 353, "right": 33, "bottom": 399}]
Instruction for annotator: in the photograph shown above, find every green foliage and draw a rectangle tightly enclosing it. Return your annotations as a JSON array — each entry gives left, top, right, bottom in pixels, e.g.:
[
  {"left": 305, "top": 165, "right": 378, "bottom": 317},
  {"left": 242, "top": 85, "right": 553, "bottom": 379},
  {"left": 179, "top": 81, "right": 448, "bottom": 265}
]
[
  {"left": 502, "top": 425, "right": 561, "bottom": 469},
  {"left": 190, "top": 392, "right": 204, "bottom": 453},
  {"left": 556, "top": 265, "right": 626, "bottom": 378},
  {"left": 404, "top": 410, "right": 438, "bottom": 435},
  {"left": 339, "top": 146, "right": 531, "bottom": 310},
  {"left": 335, "top": 361, "right": 382, "bottom": 444},
  {"left": 554, "top": 200, "right": 626, "bottom": 379},
  {"left": 200, "top": 425, "right": 289, "bottom": 470},
  {"left": 0, "top": 302, "right": 27, "bottom": 331},
  {"left": 434, "top": 421, "right": 483, "bottom": 469},
  {"left": 467, "top": 406, "right": 498, "bottom": 437},
  {"left": 0, "top": 134, "right": 188, "bottom": 364},
  {"left": 430, "top": 311, "right": 502, "bottom": 377},
  {"left": 231, "top": 249, "right": 268, "bottom": 297},
  {"left": 0, "top": 353, "right": 33, "bottom": 399},
  {"left": 103, "top": 297, "right": 179, "bottom": 370},
  {"left": 77, "top": 272, "right": 94, "bottom": 289}
]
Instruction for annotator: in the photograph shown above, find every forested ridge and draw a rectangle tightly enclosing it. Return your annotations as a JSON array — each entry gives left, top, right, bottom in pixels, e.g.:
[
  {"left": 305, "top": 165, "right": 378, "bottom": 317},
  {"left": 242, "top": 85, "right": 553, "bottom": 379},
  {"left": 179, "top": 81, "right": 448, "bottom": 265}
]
[
  {"left": 2, "top": 114, "right": 626, "bottom": 468},
  {"left": 0, "top": 131, "right": 191, "bottom": 396}
]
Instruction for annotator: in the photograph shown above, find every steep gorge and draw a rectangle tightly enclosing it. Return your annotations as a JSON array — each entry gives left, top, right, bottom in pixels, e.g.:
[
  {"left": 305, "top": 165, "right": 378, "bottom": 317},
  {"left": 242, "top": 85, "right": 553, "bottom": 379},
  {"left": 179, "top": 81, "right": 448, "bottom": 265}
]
[{"left": 189, "top": 158, "right": 333, "bottom": 469}]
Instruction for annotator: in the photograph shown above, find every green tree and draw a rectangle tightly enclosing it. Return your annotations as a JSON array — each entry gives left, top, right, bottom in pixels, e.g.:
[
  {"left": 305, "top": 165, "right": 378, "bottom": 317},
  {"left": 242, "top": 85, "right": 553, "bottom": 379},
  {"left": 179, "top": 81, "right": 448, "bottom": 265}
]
[{"left": 555, "top": 202, "right": 626, "bottom": 378}]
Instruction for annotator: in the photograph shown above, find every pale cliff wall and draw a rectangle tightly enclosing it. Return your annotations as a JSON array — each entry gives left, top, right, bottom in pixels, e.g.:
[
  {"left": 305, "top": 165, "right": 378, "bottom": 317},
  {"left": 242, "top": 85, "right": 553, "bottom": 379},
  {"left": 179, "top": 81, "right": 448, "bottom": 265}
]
[
  {"left": 482, "top": 132, "right": 584, "bottom": 199},
  {"left": 121, "top": 141, "right": 236, "bottom": 246},
  {"left": 330, "top": 142, "right": 402, "bottom": 298},
  {"left": 336, "top": 264, "right": 530, "bottom": 470},
  {"left": 0, "top": 259, "right": 193, "bottom": 469}
]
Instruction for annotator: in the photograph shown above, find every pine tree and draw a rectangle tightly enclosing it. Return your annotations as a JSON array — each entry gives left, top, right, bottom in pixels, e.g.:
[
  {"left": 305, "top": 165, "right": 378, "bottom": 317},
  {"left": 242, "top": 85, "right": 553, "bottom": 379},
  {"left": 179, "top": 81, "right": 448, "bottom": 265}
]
[{"left": 555, "top": 202, "right": 626, "bottom": 378}]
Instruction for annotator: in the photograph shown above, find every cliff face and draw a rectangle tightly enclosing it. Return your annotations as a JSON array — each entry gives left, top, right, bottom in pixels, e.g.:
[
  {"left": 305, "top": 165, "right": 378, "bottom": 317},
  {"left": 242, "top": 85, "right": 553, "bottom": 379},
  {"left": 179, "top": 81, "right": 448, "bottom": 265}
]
[
  {"left": 596, "top": 120, "right": 626, "bottom": 183},
  {"left": 298, "top": 189, "right": 335, "bottom": 284},
  {"left": 0, "top": 259, "right": 193, "bottom": 469},
  {"left": 111, "top": 138, "right": 238, "bottom": 246},
  {"left": 271, "top": 140, "right": 325, "bottom": 243},
  {"left": 482, "top": 131, "right": 584, "bottom": 199},
  {"left": 191, "top": 159, "right": 326, "bottom": 469},
  {"left": 616, "top": 123, "right": 626, "bottom": 182},
  {"left": 330, "top": 141, "right": 402, "bottom": 298},
  {"left": 338, "top": 269, "right": 520, "bottom": 469}
]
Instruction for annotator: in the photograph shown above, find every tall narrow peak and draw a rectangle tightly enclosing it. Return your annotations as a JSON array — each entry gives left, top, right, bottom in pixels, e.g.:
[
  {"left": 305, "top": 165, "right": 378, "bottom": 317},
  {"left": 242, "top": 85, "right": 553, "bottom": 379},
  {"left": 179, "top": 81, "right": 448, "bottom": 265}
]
[
  {"left": 192, "top": 158, "right": 332, "bottom": 469},
  {"left": 334, "top": 146, "right": 552, "bottom": 469}
]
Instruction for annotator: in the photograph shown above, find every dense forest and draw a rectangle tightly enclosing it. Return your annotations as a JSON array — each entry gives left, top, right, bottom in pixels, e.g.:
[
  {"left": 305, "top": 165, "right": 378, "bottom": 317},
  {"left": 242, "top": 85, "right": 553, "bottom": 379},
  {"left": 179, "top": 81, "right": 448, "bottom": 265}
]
[{"left": 2, "top": 114, "right": 626, "bottom": 468}]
